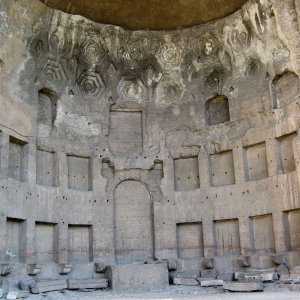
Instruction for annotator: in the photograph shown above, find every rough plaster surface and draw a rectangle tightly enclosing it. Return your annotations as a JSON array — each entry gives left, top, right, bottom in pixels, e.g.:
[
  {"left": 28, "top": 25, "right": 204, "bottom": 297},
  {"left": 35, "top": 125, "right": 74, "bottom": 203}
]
[{"left": 1, "top": 0, "right": 300, "bottom": 296}]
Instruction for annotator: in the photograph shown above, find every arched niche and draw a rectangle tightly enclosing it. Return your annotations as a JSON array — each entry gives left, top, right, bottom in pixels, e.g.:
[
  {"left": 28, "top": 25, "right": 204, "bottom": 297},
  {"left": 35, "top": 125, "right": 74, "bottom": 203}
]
[
  {"left": 271, "top": 71, "right": 299, "bottom": 109},
  {"left": 37, "top": 88, "right": 58, "bottom": 129},
  {"left": 114, "top": 180, "right": 154, "bottom": 264},
  {"left": 206, "top": 94, "right": 230, "bottom": 126}
]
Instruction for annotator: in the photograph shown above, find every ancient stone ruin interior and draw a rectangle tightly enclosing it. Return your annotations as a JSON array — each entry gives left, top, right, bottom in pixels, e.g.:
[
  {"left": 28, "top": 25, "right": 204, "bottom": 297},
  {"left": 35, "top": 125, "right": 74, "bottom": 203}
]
[{"left": 2, "top": 0, "right": 300, "bottom": 298}]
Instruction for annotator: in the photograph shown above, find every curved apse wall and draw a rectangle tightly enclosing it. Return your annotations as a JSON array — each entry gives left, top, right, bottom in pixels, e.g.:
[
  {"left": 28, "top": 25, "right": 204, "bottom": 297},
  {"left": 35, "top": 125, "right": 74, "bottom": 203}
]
[{"left": 1, "top": 0, "right": 300, "bottom": 283}]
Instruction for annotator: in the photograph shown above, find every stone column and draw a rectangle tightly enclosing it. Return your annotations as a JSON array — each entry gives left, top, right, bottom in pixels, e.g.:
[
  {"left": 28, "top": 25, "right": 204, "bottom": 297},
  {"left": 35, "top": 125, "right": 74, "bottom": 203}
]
[
  {"left": 273, "top": 211, "right": 287, "bottom": 253},
  {"left": 238, "top": 217, "right": 252, "bottom": 255},
  {"left": 58, "top": 150, "right": 68, "bottom": 189},
  {"left": 233, "top": 140, "right": 246, "bottom": 184},
  {"left": 0, "top": 214, "right": 7, "bottom": 261},
  {"left": 0, "top": 131, "right": 9, "bottom": 179},
  {"left": 266, "top": 138, "right": 279, "bottom": 177},
  {"left": 58, "top": 221, "right": 68, "bottom": 263},
  {"left": 27, "top": 141, "right": 36, "bottom": 186},
  {"left": 202, "top": 219, "right": 214, "bottom": 257},
  {"left": 23, "top": 218, "right": 35, "bottom": 263},
  {"left": 198, "top": 150, "right": 210, "bottom": 188}
]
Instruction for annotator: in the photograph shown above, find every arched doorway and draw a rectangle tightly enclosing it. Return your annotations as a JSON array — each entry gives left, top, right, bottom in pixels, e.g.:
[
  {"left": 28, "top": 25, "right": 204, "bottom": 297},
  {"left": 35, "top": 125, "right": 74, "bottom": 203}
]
[{"left": 114, "top": 180, "right": 154, "bottom": 264}]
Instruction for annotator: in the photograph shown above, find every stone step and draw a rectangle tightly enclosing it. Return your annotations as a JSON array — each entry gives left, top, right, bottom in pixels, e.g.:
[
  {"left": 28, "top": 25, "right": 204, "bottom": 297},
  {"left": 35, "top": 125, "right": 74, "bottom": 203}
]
[
  {"left": 223, "top": 281, "right": 264, "bottom": 292},
  {"left": 173, "top": 277, "right": 199, "bottom": 286},
  {"left": 67, "top": 278, "right": 108, "bottom": 290},
  {"left": 31, "top": 280, "right": 67, "bottom": 294},
  {"left": 6, "top": 290, "right": 30, "bottom": 299},
  {"left": 198, "top": 279, "right": 223, "bottom": 287}
]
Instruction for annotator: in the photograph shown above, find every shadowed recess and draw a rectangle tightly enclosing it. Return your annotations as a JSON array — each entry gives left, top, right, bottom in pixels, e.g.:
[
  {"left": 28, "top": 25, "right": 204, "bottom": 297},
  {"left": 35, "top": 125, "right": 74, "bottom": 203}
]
[{"left": 39, "top": 0, "right": 248, "bottom": 30}]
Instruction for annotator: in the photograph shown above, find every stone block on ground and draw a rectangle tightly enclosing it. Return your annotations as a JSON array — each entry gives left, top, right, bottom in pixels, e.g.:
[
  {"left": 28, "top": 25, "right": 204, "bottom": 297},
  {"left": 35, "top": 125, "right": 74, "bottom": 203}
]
[
  {"left": 173, "top": 277, "right": 199, "bottom": 286},
  {"left": 200, "top": 269, "right": 217, "bottom": 279},
  {"left": 235, "top": 269, "right": 277, "bottom": 282},
  {"left": 223, "top": 281, "right": 264, "bottom": 292},
  {"left": 199, "top": 279, "right": 223, "bottom": 287},
  {"left": 30, "top": 280, "right": 67, "bottom": 294},
  {"left": 6, "top": 291, "right": 30, "bottom": 299},
  {"left": 217, "top": 273, "right": 234, "bottom": 281},
  {"left": 67, "top": 278, "right": 108, "bottom": 290},
  {"left": 106, "top": 263, "right": 169, "bottom": 292},
  {"left": 19, "top": 279, "right": 36, "bottom": 291}
]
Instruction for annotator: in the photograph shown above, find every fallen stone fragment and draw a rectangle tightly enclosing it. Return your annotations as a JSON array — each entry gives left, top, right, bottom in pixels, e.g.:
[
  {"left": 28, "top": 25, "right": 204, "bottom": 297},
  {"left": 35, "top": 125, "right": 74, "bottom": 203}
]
[
  {"left": 67, "top": 278, "right": 108, "bottom": 290},
  {"left": 198, "top": 279, "right": 223, "bottom": 287},
  {"left": 223, "top": 281, "right": 264, "bottom": 292},
  {"left": 30, "top": 280, "right": 67, "bottom": 294},
  {"left": 6, "top": 290, "right": 30, "bottom": 299}
]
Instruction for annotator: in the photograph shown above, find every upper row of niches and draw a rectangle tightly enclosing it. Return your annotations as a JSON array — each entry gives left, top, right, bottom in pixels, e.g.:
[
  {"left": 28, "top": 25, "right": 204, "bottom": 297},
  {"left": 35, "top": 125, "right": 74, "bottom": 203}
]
[{"left": 173, "top": 132, "right": 297, "bottom": 191}]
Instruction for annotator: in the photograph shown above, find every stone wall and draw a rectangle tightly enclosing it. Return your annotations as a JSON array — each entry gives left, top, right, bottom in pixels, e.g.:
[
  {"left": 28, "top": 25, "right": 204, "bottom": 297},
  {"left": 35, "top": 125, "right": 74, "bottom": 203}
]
[{"left": 1, "top": 0, "right": 300, "bottom": 285}]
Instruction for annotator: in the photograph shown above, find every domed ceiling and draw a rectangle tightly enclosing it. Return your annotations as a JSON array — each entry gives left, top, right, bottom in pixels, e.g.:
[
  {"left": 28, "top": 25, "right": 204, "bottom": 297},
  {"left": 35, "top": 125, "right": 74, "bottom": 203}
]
[{"left": 39, "top": 0, "right": 248, "bottom": 30}]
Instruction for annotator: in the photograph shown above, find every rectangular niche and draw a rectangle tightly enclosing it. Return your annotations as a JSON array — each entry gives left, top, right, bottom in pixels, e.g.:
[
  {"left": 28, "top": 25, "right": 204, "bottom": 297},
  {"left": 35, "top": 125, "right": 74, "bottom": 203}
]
[
  {"left": 8, "top": 137, "right": 28, "bottom": 181},
  {"left": 276, "top": 132, "right": 297, "bottom": 174},
  {"left": 68, "top": 225, "right": 93, "bottom": 263},
  {"left": 244, "top": 142, "right": 268, "bottom": 181},
  {"left": 206, "top": 95, "right": 230, "bottom": 125},
  {"left": 214, "top": 219, "right": 241, "bottom": 256},
  {"left": 210, "top": 150, "right": 235, "bottom": 187},
  {"left": 174, "top": 157, "right": 200, "bottom": 191},
  {"left": 35, "top": 222, "right": 58, "bottom": 262},
  {"left": 177, "top": 222, "right": 204, "bottom": 259},
  {"left": 67, "top": 155, "right": 92, "bottom": 191},
  {"left": 284, "top": 209, "right": 300, "bottom": 251},
  {"left": 250, "top": 214, "right": 275, "bottom": 254},
  {"left": 36, "top": 149, "right": 58, "bottom": 187},
  {"left": 109, "top": 110, "right": 143, "bottom": 157},
  {"left": 6, "top": 218, "right": 25, "bottom": 262}
]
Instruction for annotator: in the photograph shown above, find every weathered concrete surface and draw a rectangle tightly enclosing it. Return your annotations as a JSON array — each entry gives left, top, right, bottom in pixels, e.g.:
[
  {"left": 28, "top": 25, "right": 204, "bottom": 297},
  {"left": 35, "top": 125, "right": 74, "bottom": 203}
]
[
  {"left": 106, "top": 263, "right": 169, "bottom": 292},
  {"left": 1, "top": 0, "right": 300, "bottom": 294}
]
